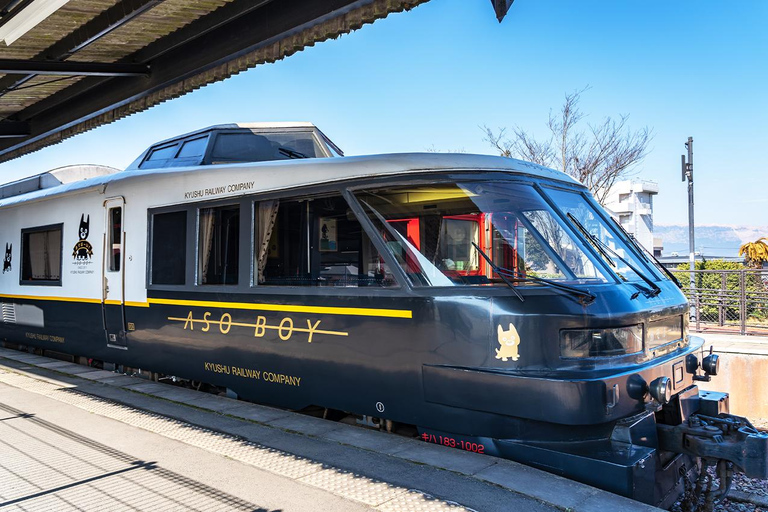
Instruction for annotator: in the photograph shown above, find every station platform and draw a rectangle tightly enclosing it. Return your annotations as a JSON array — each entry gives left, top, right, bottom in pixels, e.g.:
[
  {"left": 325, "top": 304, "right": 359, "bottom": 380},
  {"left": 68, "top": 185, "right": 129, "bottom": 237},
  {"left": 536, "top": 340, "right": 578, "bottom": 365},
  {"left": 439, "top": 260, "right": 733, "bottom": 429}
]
[
  {"left": 701, "top": 331, "right": 768, "bottom": 356},
  {"left": 0, "top": 346, "right": 659, "bottom": 512},
  {"left": 697, "top": 332, "right": 768, "bottom": 421}
]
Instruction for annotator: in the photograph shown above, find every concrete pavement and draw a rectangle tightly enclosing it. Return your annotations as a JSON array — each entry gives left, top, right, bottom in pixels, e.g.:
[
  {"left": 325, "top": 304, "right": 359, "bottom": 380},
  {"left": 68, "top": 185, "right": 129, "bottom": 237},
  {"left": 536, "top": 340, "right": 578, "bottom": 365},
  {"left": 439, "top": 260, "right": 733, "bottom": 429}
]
[
  {"left": 0, "top": 384, "right": 371, "bottom": 512},
  {"left": 700, "top": 331, "right": 768, "bottom": 356},
  {"left": 0, "top": 346, "right": 659, "bottom": 512}
]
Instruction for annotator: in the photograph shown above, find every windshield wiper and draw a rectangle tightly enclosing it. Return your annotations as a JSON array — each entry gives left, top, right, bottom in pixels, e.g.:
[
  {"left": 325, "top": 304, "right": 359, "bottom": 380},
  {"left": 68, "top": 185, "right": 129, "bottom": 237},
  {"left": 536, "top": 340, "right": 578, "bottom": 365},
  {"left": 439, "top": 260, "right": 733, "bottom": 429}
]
[
  {"left": 496, "top": 268, "right": 597, "bottom": 305},
  {"left": 278, "top": 147, "right": 308, "bottom": 159},
  {"left": 610, "top": 217, "right": 683, "bottom": 289},
  {"left": 471, "top": 242, "right": 524, "bottom": 302},
  {"left": 566, "top": 213, "right": 661, "bottom": 298},
  {"left": 472, "top": 243, "right": 596, "bottom": 305},
  {"left": 566, "top": 213, "right": 616, "bottom": 267}
]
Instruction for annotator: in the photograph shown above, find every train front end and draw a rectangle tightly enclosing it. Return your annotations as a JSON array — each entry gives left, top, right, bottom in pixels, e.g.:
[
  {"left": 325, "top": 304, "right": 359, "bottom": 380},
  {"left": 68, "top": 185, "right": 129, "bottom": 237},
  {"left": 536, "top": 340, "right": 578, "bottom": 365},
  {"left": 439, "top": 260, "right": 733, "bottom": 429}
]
[{"left": 353, "top": 165, "right": 767, "bottom": 507}]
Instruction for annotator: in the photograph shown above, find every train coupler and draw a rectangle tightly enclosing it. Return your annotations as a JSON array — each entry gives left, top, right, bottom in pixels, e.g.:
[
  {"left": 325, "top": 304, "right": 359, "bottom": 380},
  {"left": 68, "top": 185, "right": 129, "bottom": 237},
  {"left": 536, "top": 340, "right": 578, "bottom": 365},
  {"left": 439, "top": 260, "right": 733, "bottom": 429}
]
[{"left": 657, "top": 412, "right": 768, "bottom": 480}]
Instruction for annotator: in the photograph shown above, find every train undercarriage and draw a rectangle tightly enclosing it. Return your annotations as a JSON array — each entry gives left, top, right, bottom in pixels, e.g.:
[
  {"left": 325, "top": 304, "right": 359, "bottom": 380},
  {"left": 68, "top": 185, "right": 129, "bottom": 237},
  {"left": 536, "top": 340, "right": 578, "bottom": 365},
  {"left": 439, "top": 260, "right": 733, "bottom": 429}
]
[{"left": 419, "top": 381, "right": 768, "bottom": 510}]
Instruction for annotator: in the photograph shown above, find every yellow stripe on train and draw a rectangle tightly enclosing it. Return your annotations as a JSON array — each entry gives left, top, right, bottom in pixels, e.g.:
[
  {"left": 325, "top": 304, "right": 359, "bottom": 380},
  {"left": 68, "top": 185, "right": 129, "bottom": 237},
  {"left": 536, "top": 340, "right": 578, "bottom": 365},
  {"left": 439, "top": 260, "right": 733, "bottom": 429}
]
[
  {"left": 147, "top": 297, "right": 412, "bottom": 319},
  {"left": 0, "top": 294, "right": 412, "bottom": 319}
]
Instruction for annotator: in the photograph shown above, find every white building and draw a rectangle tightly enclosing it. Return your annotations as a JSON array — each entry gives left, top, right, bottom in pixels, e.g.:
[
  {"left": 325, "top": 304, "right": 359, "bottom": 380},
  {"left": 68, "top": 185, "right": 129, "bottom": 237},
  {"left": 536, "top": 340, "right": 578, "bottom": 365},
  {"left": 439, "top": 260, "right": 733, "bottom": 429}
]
[{"left": 602, "top": 180, "right": 659, "bottom": 253}]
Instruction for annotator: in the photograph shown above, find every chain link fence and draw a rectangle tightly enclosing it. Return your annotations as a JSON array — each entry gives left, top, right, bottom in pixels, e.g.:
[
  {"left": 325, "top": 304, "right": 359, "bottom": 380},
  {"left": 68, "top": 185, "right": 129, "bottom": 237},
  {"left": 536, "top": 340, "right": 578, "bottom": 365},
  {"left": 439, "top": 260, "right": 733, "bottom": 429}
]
[{"left": 673, "top": 269, "right": 768, "bottom": 335}]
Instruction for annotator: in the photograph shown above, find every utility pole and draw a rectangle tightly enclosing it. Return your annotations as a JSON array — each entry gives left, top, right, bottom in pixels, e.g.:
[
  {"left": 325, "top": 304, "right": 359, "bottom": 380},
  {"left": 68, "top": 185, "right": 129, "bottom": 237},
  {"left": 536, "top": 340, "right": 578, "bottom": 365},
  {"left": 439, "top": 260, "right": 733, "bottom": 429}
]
[{"left": 681, "top": 137, "right": 695, "bottom": 311}]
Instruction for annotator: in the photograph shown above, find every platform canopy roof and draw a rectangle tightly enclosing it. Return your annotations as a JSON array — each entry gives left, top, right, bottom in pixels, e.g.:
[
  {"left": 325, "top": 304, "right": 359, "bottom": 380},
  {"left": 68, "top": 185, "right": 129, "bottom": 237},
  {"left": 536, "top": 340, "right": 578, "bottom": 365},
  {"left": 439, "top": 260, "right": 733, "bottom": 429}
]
[{"left": 0, "top": 0, "right": 513, "bottom": 166}]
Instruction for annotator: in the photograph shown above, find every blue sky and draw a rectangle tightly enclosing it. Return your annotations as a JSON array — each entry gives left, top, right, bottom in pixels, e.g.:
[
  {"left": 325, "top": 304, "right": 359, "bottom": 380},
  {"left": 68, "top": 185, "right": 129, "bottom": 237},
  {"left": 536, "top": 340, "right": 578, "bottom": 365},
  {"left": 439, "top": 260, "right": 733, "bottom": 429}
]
[{"left": 0, "top": 0, "right": 765, "bottom": 227}]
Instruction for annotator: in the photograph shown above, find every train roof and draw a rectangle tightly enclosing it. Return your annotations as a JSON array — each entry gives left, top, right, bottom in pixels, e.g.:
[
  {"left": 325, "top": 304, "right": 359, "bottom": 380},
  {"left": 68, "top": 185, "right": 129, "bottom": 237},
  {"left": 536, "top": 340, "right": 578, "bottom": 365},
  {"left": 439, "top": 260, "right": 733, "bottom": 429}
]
[
  {"left": 0, "top": 153, "right": 583, "bottom": 209},
  {"left": 0, "top": 164, "right": 120, "bottom": 200},
  {"left": 125, "top": 122, "right": 343, "bottom": 170}
]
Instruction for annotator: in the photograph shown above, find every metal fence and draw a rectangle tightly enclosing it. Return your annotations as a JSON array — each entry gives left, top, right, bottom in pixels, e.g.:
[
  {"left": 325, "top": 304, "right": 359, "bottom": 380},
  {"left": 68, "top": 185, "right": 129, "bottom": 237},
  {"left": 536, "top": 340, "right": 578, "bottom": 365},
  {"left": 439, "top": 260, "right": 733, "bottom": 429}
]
[{"left": 673, "top": 269, "right": 768, "bottom": 335}]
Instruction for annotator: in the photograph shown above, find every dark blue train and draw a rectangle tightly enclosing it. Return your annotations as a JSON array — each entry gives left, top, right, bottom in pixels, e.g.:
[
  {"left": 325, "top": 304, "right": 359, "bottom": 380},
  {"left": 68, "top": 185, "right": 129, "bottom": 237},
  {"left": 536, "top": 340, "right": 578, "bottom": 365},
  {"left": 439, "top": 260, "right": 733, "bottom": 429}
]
[{"left": 0, "top": 123, "right": 765, "bottom": 508}]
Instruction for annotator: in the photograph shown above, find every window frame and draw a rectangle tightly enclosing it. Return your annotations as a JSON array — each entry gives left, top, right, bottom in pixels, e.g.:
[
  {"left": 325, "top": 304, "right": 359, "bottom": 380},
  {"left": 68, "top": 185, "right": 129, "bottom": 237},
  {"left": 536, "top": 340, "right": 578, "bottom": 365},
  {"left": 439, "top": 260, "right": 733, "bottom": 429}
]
[
  {"left": 149, "top": 174, "right": 621, "bottom": 298},
  {"left": 146, "top": 183, "right": 410, "bottom": 295},
  {"left": 346, "top": 177, "right": 619, "bottom": 290},
  {"left": 208, "top": 130, "right": 276, "bottom": 164},
  {"left": 148, "top": 207, "right": 190, "bottom": 287},
  {"left": 168, "top": 135, "right": 210, "bottom": 168},
  {"left": 19, "top": 223, "right": 63, "bottom": 286},
  {"left": 139, "top": 142, "right": 181, "bottom": 169},
  {"left": 147, "top": 199, "right": 249, "bottom": 293},
  {"left": 538, "top": 184, "right": 664, "bottom": 282},
  {"left": 206, "top": 129, "right": 330, "bottom": 165},
  {"left": 251, "top": 191, "right": 400, "bottom": 289},
  {"left": 107, "top": 206, "right": 122, "bottom": 273},
  {"left": 177, "top": 136, "right": 209, "bottom": 159},
  {"left": 196, "top": 202, "right": 242, "bottom": 286}
]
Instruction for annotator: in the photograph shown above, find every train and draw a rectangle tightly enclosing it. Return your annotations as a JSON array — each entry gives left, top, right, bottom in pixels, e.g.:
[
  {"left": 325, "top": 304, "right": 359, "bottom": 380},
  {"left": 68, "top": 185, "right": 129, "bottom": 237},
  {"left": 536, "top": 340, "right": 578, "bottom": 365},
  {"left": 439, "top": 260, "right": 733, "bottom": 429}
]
[{"left": 0, "top": 123, "right": 765, "bottom": 508}]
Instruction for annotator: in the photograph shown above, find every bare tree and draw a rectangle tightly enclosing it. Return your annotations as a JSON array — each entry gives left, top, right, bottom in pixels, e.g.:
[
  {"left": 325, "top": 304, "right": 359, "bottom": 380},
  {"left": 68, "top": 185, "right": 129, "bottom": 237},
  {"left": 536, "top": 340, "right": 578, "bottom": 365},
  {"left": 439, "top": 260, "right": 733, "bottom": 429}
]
[{"left": 483, "top": 88, "right": 652, "bottom": 205}]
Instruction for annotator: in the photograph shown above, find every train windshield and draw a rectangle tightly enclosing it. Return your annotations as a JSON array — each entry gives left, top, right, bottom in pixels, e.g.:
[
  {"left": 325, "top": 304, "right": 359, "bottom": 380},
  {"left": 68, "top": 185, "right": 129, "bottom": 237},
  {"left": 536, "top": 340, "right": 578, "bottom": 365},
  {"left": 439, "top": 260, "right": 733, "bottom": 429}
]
[
  {"left": 353, "top": 182, "right": 612, "bottom": 287},
  {"left": 543, "top": 187, "right": 661, "bottom": 283}
]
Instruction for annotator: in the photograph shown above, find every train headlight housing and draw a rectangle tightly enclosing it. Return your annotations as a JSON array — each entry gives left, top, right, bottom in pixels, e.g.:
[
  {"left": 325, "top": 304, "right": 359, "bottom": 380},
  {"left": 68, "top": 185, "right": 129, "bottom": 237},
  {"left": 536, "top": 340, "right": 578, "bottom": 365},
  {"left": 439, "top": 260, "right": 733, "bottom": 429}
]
[
  {"left": 649, "top": 376, "right": 672, "bottom": 404},
  {"left": 560, "top": 325, "right": 643, "bottom": 359},
  {"left": 702, "top": 353, "right": 719, "bottom": 376}
]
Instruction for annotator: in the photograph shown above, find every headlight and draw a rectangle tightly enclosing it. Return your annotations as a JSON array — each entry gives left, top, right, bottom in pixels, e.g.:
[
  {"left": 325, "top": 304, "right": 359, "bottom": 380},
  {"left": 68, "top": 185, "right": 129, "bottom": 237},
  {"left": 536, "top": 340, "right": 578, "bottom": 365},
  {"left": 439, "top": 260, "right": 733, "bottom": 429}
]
[
  {"left": 560, "top": 325, "right": 643, "bottom": 358},
  {"left": 647, "top": 316, "right": 684, "bottom": 352}
]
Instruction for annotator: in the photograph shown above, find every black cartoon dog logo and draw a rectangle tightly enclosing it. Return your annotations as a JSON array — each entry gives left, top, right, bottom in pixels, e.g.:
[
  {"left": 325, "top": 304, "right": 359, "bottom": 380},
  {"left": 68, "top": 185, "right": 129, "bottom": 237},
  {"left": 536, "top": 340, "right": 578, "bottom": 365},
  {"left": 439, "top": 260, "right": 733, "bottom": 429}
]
[
  {"left": 79, "top": 214, "right": 89, "bottom": 240},
  {"left": 2, "top": 243, "right": 10, "bottom": 273},
  {"left": 73, "top": 214, "right": 93, "bottom": 260}
]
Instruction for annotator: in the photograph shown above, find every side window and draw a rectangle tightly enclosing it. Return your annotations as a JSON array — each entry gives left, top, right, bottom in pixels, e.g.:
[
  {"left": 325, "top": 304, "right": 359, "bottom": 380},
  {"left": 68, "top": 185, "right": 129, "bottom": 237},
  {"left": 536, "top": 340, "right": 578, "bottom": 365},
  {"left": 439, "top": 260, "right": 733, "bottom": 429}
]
[
  {"left": 255, "top": 194, "right": 396, "bottom": 287},
  {"left": 147, "top": 144, "right": 178, "bottom": 161},
  {"left": 210, "top": 133, "right": 281, "bottom": 163},
  {"left": 168, "top": 136, "right": 209, "bottom": 168},
  {"left": 177, "top": 136, "right": 207, "bottom": 159},
  {"left": 198, "top": 205, "right": 240, "bottom": 285},
  {"left": 21, "top": 224, "right": 62, "bottom": 285},
  {"left": 139, "top": 143, "right": 179, "bottom": 169},
  {"left": 151, "top": 211, "right": 186, "bottom": 285}
]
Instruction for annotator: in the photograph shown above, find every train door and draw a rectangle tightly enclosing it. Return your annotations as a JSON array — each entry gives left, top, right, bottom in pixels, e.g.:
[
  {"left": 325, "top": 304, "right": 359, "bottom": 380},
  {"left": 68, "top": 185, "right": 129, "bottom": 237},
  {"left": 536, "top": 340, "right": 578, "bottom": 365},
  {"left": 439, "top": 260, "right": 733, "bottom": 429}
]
[{"left": 102, "top": 197, "right": 126, "bottom": 348}]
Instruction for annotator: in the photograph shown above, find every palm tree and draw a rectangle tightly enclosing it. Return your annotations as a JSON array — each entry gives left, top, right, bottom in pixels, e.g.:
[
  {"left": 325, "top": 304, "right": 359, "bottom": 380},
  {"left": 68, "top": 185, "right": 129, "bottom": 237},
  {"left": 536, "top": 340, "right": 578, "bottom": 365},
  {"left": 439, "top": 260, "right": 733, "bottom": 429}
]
[{"left": 739, "top": 237, "right": 768, "bottom": 268}]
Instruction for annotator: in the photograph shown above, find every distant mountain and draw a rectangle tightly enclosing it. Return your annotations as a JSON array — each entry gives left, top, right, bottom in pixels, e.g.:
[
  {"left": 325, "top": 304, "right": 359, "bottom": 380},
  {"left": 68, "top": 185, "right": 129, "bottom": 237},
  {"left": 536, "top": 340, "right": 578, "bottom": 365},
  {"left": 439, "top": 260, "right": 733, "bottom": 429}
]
[{"left": 654, "top": 225, "right": 768, "bottom": 257}]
